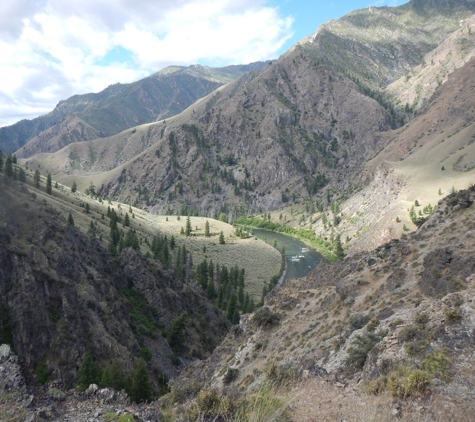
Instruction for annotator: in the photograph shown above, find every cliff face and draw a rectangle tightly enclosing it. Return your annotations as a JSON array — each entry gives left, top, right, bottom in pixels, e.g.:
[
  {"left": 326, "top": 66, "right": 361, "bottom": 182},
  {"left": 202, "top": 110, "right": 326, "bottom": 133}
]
[{"left": 0, "top": 180, "right": 229, "bottom": 389}]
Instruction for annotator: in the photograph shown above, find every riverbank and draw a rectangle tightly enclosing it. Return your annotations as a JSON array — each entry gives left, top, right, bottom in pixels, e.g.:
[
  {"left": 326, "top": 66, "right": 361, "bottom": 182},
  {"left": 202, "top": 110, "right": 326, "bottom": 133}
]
[{"left": 234, "top": 216, "right": 338, "bottom": 262}]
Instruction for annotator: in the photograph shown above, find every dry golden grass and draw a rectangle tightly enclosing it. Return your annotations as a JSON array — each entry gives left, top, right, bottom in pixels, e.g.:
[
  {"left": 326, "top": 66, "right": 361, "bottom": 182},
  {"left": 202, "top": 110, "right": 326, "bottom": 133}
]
[{"left": 23, "top": 174, "right": 281, "bottom": 301}]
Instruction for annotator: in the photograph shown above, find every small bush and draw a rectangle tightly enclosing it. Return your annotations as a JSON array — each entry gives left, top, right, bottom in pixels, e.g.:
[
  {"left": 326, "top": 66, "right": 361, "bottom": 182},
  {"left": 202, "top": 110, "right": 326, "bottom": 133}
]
[
  {"left": 444, "top": 309, "right": 462, "bottom": 324},
  {"left": 195, "top": 390, "right": 236, "bottom": 420},
  {"left": 252, "top": 307, "right": 281, "bottom": 328},
  {"left": 389, "top": 318, "right": 405, "bottom": 328},
  {"left": 345, "top": 330, "right": 387, "bottom": 369},
  {"left": 36, "top": 362, "right": 50, "bottom": 385},
  {"left": 398, "top": 325, "right": 421, "bottom": 342},
  {"left": 366, "top": 317, "right": 379, "bottom": 331},
  {"left": 422, "top": 349, "right": 451, "bottom": 382},
  {"left": 223, "top": 367, "right": 239, "bottom": 385},
  {"left": 264, "top": 359, "right": 301, "bottom": 387},
  {"left": 140, "top": 347, "right": 152, "bottom": 361},
  {"left": 398, "top": 325, "right": 431, "bottom": 355},
  {"left": 386, "top": 368, "right": 430, "bottom": 397},
  {"left": 416, "top": 313, "right": 429, "bottom": 325},
  {"left": 347, "top": 313, "right": 371, "bottom": 330}
]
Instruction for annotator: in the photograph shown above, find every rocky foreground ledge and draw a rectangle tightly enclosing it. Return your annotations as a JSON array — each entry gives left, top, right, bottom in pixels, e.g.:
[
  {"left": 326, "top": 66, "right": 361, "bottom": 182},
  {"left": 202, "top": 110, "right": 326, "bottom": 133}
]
[{"left": 0, "top": 344, "right": 162, "bottom": 422}]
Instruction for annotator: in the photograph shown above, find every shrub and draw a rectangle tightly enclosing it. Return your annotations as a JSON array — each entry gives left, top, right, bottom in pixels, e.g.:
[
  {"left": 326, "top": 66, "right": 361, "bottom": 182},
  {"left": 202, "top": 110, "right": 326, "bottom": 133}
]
[
  {"left": 195, "top": 390, "right": 236, "bottom": 420},
  {"left": 37, "top": 362, "right": 50, "bottom": 385},
  {"left": 389, "top": 318, "right": 405, "bottom": 328},
  {"left": 422, "top": 349, "right": 451, "bottom": 382},
  {"left": 416, "top": 312, "right": 429, "bottom": 325},
  {"left": 252, "top": 307, "right": 281, "bottom": 328},
  {"left": 263, "top": 359, "right": 301, "bottom": 387},
  {"left": 444, "top": 309, "right": 462, "bottom": 324},
  {"left": 398, "top": 325, "right": 431, "bottom": 355},
  {"left": 223, "top": 367, "right": 239, "bottom": 385},
  {"left": 347, "top": 313, "right": 371, "bottom": 330},
  {"left": 140, "top": 347, "right": 152, "bottom": 362},
  {"left": 386, "top": 368, "right": 430, "bottom": 397},
  {"left": 366, "top": 317, "right": 379, "bottom": 331},
  {"left": 345, "top": 330, "right": 387, "bottom": 369}
]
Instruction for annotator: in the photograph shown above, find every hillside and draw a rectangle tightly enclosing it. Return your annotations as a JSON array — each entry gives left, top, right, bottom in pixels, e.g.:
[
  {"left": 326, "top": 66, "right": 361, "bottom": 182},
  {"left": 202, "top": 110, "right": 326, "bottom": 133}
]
[
  {"left": 163, "top": 186, "right": 475, "bottom": 421},
  {"left": 0, "top": 62, "right": 271, "bottom": 157},
  {"left": 2, "top": 185, "right": 474, "bottom": 421},
  {"left": 0, "top": 177, "right": 231, "bottom": 391}
]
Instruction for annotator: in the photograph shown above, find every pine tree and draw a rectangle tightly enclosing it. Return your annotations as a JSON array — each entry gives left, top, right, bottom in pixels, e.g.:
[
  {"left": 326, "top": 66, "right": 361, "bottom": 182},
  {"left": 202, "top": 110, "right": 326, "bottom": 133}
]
[
  {"left": 46, "top": 173, "right": 52, "bottom": 194},
  {"left": 77, "top": 352, "right": 102, "bottom": 391},
  {"left": 0, "top": 151, "right": 3, "bottom": 173},
  {"left": 226, "top": 293, "right": 239, "bottom": 324},
  {"left": 4, "top": 154, "right": 13, "bottom": 178},
  {"left": 335, "top": 235, "right": 345, "bottom": 260},
  {"left": 71, "top": 180, "right": 77, "bottom": 193},
  {"left": 123, "top": 212, "right": 130, "bottom": 227},
  {"left": 67, "top": 212, "right": 74, "bottom": 226},
  {"left": 185, "top": 215, "right": 192, "bottom": 236},
  {"left": 131, "top": 358, "right": 153, "bottom": 403},
  {"left": 219, "top": 231, "right": 225, "bottom": 244},
  {"left": 204, "top": 220, "right": 210, "bottom": 237},
  {"left": 101, "top": 360, "right": 126, "bottom": 391},
  {"left": 18, "top": 168, "right": 26, "bottom": 183},
  {"left": 34, "top": 170, "right": 40, "bottom": 187},
  {"left": 88, "top": 182, "right": 96, "bottom": 196},
  {"left": 168, "top": 312, "right": 187, "bottom": 354}
]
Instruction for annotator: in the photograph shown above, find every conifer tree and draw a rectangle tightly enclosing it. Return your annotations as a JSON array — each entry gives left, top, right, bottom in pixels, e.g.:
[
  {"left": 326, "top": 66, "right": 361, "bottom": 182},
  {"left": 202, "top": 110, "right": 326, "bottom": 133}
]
[
  {"left": 71, "top": 180, "right": 77, "bottom": 192},
  {"left": 101, "top": 360, "right": 126, "bottom": 391},
  {"left": 67, "top": 212, "right": 74, "bottom": 226},
  {"left": 131, "top": 358, "right": 153, "bottom": 403},
  {"left": 123, "top": 212, "right": 130, "bottom": 227},
  {"left": 34, "top": 169, "right": 40, "bottom": 187},
  {"left": 0, "top": 151, "right": 3, "bottom": 173},
  {"left": 335, "top": 235, "right": 345, "bottom": 260},
  {"left": 77, "top": 352, "right": 102, "bottom": 391},
  {"left": 170, "top": 235, "right": 175, "bottom": 250},
  {"left": 204, "top": 220, "right": 210, "bottom": 237},
  {"left": 185, "top": 215, "right": 192, "bottom": 236},
  {"left": 168, "top": 312, "right": 187, "bottom": 354},
  {"left": 18, "top": 168, "right": 26, "bottom": 183},
  {"left": 4, "top": 154, "right": 13, "bottom": 178},
  {"left": 226, "top": 293, "right": 239, "bottom": 324},
  {"left": 219, "top": 231, "right": 225, "bottom": 244},
  {"left": 46, "top": 173, "right": 52, "bottom": 194}
]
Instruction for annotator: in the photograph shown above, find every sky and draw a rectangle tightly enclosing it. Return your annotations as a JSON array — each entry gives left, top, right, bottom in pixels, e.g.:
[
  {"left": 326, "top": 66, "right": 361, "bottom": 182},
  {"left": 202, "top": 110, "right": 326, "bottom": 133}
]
[{"left": 0, "top": 0, "right": 408, "bottom": 127}]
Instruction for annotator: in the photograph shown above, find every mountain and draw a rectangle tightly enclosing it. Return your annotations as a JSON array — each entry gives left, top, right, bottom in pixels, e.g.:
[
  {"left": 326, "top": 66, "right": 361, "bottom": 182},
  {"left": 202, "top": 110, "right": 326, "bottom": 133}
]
[
  {"left": 21, "top": 0, "right": 475, "bottom": 233},
  {"left": 0, "top": 61, "right": 271, "bottom": 157}
]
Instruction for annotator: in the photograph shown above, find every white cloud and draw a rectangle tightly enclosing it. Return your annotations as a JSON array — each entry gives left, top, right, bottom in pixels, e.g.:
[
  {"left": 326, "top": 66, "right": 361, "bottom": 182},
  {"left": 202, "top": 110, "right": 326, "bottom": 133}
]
[{"left": 0, "top": 0, "right": 293, "bottom": 127}]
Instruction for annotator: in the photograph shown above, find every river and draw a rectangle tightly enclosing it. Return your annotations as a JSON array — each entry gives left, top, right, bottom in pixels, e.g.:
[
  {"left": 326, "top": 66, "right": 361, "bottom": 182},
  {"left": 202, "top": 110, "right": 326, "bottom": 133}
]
[{"left": 251, "top": 228, "right": 323, "bottom": 281}]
